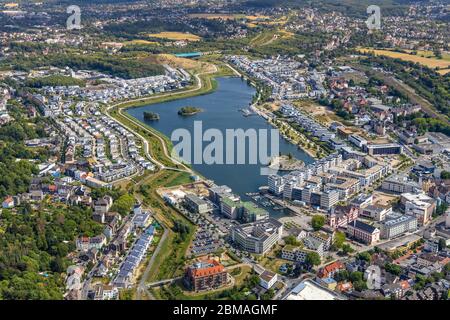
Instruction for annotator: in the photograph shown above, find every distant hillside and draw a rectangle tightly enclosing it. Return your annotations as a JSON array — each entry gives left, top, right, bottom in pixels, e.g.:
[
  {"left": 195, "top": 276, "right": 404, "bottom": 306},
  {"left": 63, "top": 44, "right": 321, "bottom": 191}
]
[{"left": 238, "top": 0, "right": 422, "bottom": 16}]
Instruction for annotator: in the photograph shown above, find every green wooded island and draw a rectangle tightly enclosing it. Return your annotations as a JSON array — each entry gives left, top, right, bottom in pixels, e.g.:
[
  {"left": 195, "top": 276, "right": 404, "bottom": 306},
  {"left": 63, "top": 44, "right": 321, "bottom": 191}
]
[
  {"left": 177, "top": 106, "right": 203, "bottom": 116},
  {"left": 143, "top": 111, "right": 160, "bottom": 120}
]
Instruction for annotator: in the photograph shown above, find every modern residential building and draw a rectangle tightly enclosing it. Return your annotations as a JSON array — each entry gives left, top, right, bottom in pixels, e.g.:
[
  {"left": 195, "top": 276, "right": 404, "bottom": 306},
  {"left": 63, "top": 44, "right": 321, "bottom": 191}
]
[
  {"left": 320, "top": 190, "right": 340, "bottom": 210},
  {"left": 309, "top": 231, "right": 333, "bottom": 251},
  {"left": 281, "top": 245, "right": 320, "bottom": 263},
  {"left": 268, "top": 175, "right": 284, "bottom": 195},
  {"left": 382, "top": 174, "right": 422, "bottom": 194},
  {"left": 208, "top": 185, "right": 233, "bottom": 204},
  {"left": 259, "top": 270, "right": 278, "bottom": 290}
]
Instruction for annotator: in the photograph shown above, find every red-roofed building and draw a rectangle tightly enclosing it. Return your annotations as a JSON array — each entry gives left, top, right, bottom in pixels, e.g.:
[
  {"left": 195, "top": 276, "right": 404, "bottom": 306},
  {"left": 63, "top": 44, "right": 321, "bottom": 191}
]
[
  {"left": 184, "top": 259, "right": 228, "bottom": 292},
  {"left": 48, "top": 184, "right": 57, "bottom": 193},
  {"left": 318, "top": 261, "right": 346, "bottom": 279},
  {"left": 336, "top": 281, "right": 353, "bottom": 292},
  {"left": 2, "top": 196, "right": 14, "bottom": 209}
]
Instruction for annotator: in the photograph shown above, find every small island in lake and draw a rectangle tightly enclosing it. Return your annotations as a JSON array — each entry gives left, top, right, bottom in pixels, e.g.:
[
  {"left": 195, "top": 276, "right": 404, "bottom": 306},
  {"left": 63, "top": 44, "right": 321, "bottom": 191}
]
[
  {"left": 267, "top": 154, "right": 305, "bottom": 171},
  {"left": 178, "top": 106, "right": 203, "bottom": 116},
  {"left": 143, "top": 111, "right": 160, "bottom": 121}
]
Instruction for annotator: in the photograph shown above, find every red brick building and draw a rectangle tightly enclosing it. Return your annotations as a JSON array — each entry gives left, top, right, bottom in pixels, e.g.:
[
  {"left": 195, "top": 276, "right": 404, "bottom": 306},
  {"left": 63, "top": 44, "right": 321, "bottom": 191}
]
[
  {"left": 318, "top": 261, "right": 346, "bottom": 279},
  {"left": 184, "top": 260, "right": 228, "bottom": 292}
]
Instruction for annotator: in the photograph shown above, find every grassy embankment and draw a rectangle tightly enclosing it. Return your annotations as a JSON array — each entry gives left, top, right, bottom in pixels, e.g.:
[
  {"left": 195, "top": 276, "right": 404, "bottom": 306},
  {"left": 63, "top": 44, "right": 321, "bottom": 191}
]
[{"left": 137, "top": 170, "right": 195, "bottom": 283}]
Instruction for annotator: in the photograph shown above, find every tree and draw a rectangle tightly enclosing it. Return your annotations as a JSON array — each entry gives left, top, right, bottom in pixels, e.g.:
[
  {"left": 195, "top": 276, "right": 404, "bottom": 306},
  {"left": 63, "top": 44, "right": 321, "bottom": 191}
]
[
  {"left": 333, "top": 231, "right": 346, "bottom": 249},
  {"left": 111, "top": 193, "right": 135, "bottom": 216},
  {"left": 441, "top": 171, "right": 450, "bottom": 179},
  {"left": 284, "top": 235, "right": 300, "bottom": 246},
  {"left": 438, "top": 238, "right": 446, "bottom": 251},
  {"left": 305, "top": 252, "right": 321, "bottom": 267},
  {"left": 357, "top": 251, "right": 372, "bottom": 263},
  {"left": 445, "top": 263, "right": 450, "bottom": 274},
  {"left": 353, "top": 280, "right": 368, "bottom": 292},
  {"left": 334, "top": 270, "right": 350, "bottom": 282},
  {"left": 342, "top": 244, "right": 355, "bottom": 255},
  {"left": 350, "top": 271, "right": 364, "bottom": 283},
  {"left": 385, "top": 263, "right": 402, "bottom": 276},
  {"left": 311, "top": 215, "right": 325, "bottom": 231}
]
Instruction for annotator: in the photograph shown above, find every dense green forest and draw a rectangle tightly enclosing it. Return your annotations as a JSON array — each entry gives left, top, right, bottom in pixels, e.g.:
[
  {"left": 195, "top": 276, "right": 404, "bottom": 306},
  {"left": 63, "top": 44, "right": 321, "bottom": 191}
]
[
  {"left": 25, "top": 75, "right": 86, "bottom": 88},
  {"left": 2, "top": 53, "right": 164, "bottom": 79},
  {"left": 239, "top": 0, "right": 413, "bottom": 16},
  {"left": 0, "top": 205, "right": 103, "bottom": 299},
  {"left": 360, "top": 55, "right": 450, "bottom": 118},
  {"left": 0, "top": 116, "right": 51, "bottom": 198}
]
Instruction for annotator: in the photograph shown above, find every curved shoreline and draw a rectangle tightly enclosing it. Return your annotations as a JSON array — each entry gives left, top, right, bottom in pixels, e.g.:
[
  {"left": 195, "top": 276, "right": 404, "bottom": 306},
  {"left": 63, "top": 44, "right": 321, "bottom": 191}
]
[{"left": 104, "top": 63, "right": 221, "bottom": 173}]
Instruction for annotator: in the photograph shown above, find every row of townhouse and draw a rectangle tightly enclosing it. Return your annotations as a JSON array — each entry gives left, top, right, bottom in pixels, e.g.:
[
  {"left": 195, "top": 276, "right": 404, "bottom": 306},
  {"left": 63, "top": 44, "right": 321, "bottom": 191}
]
[{"left": 113, "top": 226, "right": 155, "bottom": 288}]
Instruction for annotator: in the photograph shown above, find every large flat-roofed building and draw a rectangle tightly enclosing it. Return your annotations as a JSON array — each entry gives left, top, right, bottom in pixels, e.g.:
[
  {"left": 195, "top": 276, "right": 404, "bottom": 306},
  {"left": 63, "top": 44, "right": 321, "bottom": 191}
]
[
  {"left": 240, "top": 201, "right": 269, "bottom": 223},
  {"left": 220, "top": 195, "right": 241, "bottom": 219},
  {"left": 320, "top": 189, "right": 339, "bottom": 210},
  {"left": 184, "top": 260, "right": 228, "bottom": 292},
  {"left": 348, "top": 135, "right": 368, "bottom": 148},
  {"left": 381, "top": 213, "right": 418, "bottom": 239},
  {"left": 382, "top": 174, "right": 421, "bottom": 194},
  {"left": 401, "top": 193, "right": 435, "bottom": 225},
  {"left": 341, "top": 164, "right": 390, "bottom": 187},
  {"left": 366, "top": 143, "right": 403, "bottom": 156},
  {"left": 208, "top": 185, "right": 233, "bottom": 204},
  {"left": 360, "top": 204, "right": 392, "bottom": 221},
  {"left": 184, "top": 194, "right": 210, "bottom": 214},
  {"left": 284, "top": 279, "right": 345, "bottom": 300},
  {"left": 231, "top": 218, "right": 283, "bottom": 254}
]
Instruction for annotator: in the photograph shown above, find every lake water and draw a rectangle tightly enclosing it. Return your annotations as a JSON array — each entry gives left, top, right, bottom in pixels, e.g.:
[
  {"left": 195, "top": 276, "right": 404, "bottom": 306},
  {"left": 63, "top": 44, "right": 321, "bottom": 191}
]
[{"left": 127, "top": 77, "right": 314, "bottom": 216}]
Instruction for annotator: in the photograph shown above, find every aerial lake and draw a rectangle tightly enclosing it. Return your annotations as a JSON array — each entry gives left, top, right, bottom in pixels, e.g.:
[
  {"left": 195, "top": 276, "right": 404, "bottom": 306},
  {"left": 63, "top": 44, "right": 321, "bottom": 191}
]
[{"left": 127, "top": 77, "right": 314, "bottom": 215}]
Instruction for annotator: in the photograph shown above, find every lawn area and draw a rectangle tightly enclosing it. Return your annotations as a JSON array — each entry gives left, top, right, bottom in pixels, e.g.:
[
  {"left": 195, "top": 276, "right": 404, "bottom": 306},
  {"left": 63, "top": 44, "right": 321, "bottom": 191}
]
[
  {"left": 358, "top": 48, "right": 450, "bottom": 73},
  {"left": 148, "top": 31, "right": 201, "bottom": 42},
  {"left": 123, "top": 40, "right": 160, "bottom": 46},
  {"left": 165, "top": 171, "right": 192, "bottom": 187},
  {"left": 260, "top": 255, "right": 289, "bottom": 274},
  {"left": 138, "top": 171, "right": 196, "bottom": 282}
]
